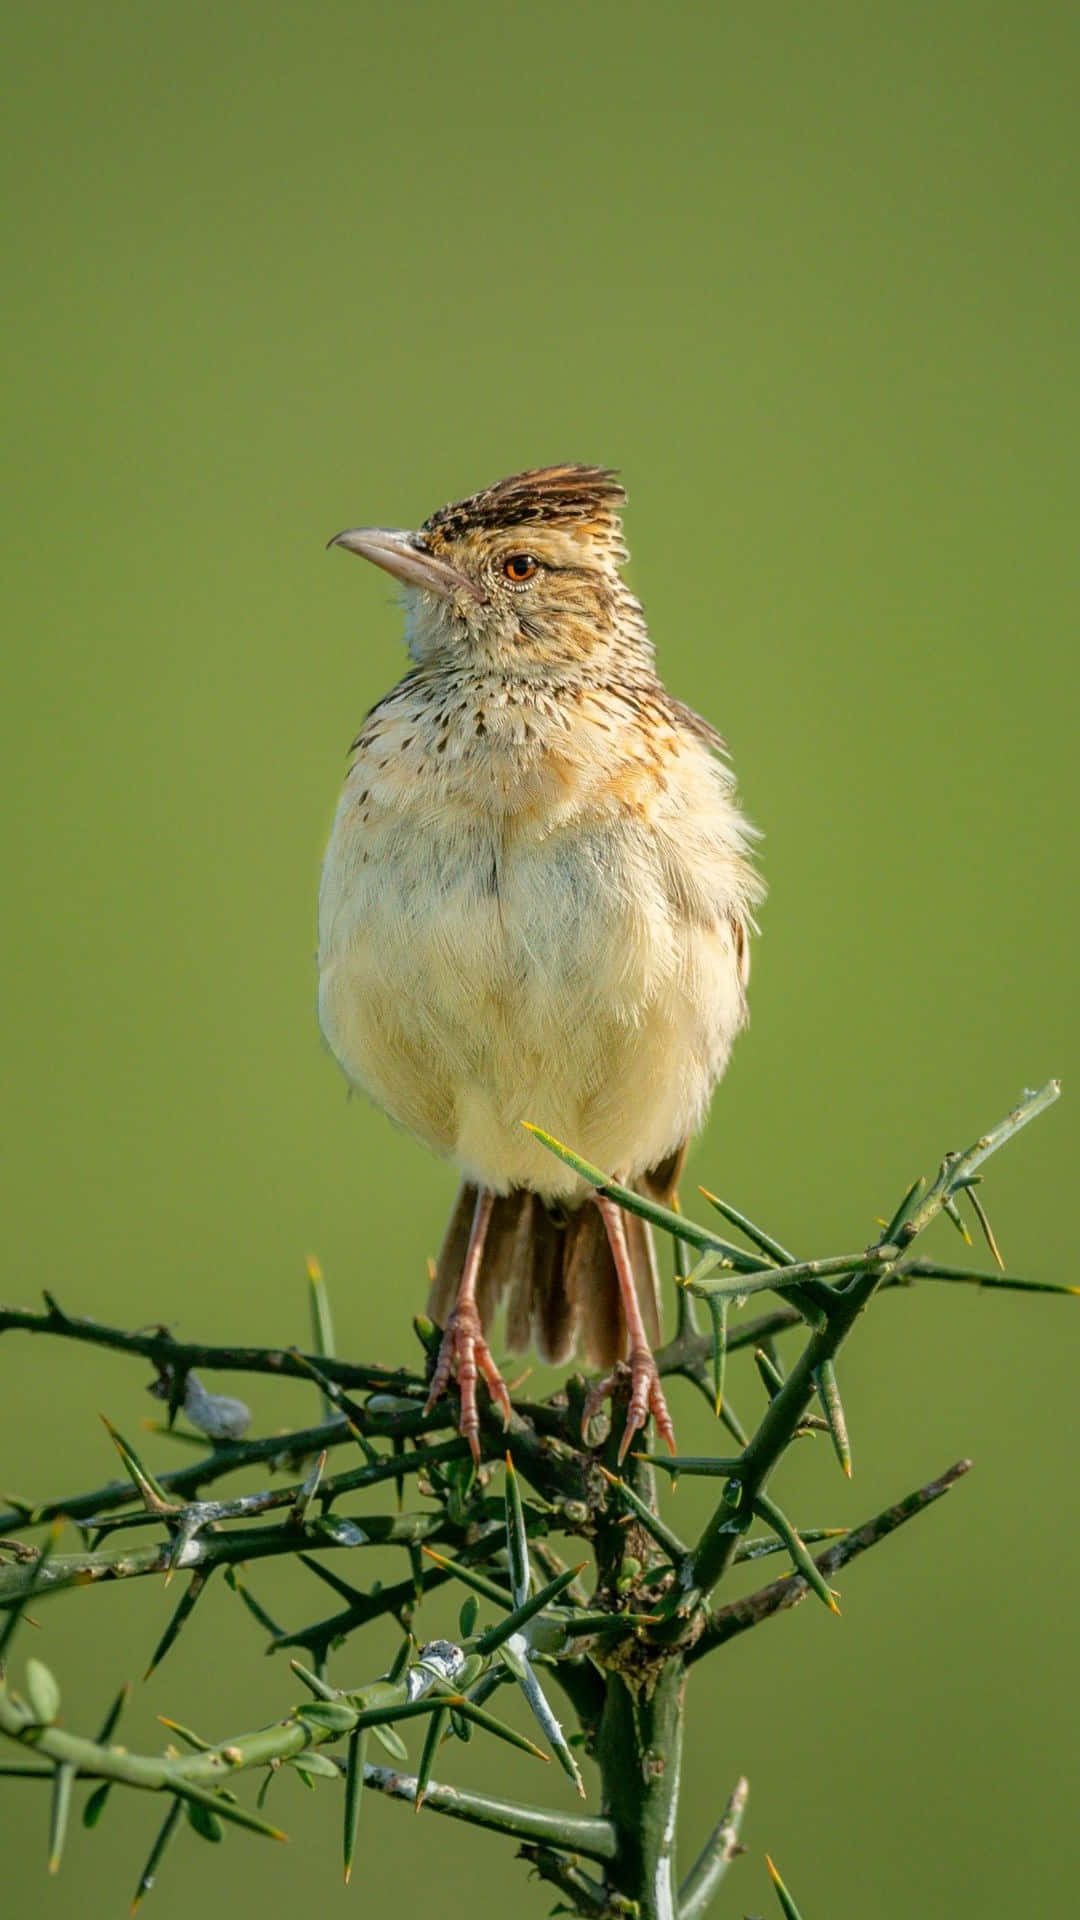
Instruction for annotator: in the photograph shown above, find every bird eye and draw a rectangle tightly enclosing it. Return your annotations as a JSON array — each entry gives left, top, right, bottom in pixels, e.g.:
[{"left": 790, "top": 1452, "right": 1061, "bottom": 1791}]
[{"left": 503, "top": 554, "right": 539, "bottom": 583}]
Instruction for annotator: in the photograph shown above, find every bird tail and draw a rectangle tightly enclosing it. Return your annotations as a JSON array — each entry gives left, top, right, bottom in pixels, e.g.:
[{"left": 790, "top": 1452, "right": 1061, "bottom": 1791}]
[{"left": 427, "top": 1149, "right": 684, "bottom": 1369}]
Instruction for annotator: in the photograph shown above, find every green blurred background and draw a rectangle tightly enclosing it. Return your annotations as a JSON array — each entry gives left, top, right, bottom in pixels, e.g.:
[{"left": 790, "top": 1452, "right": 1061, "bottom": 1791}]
[{"left": 2, "top": 2, "right": 1076, "bottom": 1913}]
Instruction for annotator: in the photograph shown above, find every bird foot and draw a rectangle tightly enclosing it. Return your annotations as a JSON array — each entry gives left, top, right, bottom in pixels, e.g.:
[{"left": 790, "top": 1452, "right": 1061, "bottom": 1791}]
[
  {"left": 424, "top": 1302, "right": 512, "bottom": 1463},
  {"left": 581, "top": 1346, "right": 677, "bottom": 1464}
]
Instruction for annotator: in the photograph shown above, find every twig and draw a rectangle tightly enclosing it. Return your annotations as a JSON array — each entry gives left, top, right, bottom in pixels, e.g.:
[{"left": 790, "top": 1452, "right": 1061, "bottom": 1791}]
[
  {"left": 0, "top": 1511, "right": 452, "bottom": 1609},
  {"left": 683, "top": 1085, "right": 1058, "bottom": 1608},
  {"left": 0, "top": 1082, "right": 1061, "bottom": 1917},
  {"left": 678, "top": 1775, "right": 749, "bottom": 1920},
  {"left": 0, "top": 1303, "right": 425, "bottom": 1396},
  {"left": 689, "top": 1459, "right": 972, "bottom": 1662},
  {"left": 360, "top": 1764, "right": 616, "bottom": 1858},
  {"left": 0, "top": 1670, "right": 614, "bottom": 1859}
]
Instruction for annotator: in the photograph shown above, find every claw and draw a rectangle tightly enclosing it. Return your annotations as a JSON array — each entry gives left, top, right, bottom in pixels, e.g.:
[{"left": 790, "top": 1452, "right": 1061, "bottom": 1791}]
[
  {"left": 581, "top": 1349, "right": 677, "bottom": 1463},
  {"left": 425, "top": 1305, "right": 512, "bottom": 1463}
]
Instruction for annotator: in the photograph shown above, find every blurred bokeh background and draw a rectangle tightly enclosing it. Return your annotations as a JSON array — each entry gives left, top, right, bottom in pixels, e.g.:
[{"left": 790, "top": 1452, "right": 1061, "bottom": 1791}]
[{"left": 2, "top": 3, "right": 1076, "bottom": 1914}]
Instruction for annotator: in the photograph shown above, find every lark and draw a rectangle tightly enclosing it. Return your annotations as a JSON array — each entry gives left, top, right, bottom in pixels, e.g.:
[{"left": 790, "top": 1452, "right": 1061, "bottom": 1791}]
[{"left": 319, "top": 466, "right": 762, "bottom": 1460}]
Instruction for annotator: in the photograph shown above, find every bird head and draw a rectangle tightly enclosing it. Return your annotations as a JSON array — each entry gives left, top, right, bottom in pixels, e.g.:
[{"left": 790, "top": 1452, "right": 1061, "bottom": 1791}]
[{"left": 329, "top": 465, "right": 649, "bottom": 672}]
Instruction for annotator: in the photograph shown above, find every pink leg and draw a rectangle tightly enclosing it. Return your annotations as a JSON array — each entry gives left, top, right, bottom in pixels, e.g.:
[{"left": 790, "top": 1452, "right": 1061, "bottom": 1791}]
[
  {"left": 583, "top": 1192, "right": 677, "bottom": 1464},
  {"left": 424, "top": 1188, "right": 512, "bottom": 1462}
]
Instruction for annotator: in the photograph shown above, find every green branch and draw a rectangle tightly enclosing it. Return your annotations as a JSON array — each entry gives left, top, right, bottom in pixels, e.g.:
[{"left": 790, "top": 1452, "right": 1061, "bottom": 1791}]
[
  {"left": 689, "top": 1458, "right": 972, "bottom": 1662},
  {"left": 682, "top": 1083, "right": 1059, "bottom": 1607},
  {"left": 358, "top": 1763, "right": 616, "bottom": 1859},
  {"left": 0, "top": 1415, "right": 361, "bottom": 1539},
  {"left": 0, "top": 1667, "right": 616, "bottom": 1861},
  {"left": 0, "top": 1510, "right": 452, "bottom": 1610},
  {"left": 678, "top": 1775, "right": 749, "bottom": 1920},
  {"left": 0, "top": 1078, "right": 1063, "bottom": 1917}
]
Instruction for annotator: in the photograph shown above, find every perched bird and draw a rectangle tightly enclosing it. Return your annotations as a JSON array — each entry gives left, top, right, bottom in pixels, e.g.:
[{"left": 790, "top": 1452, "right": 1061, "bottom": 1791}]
[{"left": 319, "top": 466, "right": 762, "bottom": 1460}]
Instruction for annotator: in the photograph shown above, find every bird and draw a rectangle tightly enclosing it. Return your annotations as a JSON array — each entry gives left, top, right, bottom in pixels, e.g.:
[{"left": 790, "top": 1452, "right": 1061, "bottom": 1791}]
[{"left": 318, "top": 465, "right": 763, "bottom": 1462}]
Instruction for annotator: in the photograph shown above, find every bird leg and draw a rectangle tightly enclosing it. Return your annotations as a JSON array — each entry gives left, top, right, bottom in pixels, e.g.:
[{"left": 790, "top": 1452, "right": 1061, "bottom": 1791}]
[
  {"left": 424, "top": 1187, "right": 512, "bottom": 1462},
  {"left": 582, "top": 1191, "right": 677, "bottom": 1464}
]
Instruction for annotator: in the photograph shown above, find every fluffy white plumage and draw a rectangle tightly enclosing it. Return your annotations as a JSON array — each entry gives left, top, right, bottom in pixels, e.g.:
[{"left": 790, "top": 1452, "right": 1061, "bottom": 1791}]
[{"left": 318, "top": 659, "right": 757, "bottom": 1202}]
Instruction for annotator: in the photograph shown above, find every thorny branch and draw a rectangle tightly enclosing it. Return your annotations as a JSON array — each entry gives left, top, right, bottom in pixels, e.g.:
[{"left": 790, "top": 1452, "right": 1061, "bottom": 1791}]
[
  {"left": 688, "top": 1458, "right": 972, "bottom": 1662},
  {"left": 0, "top": 1081, "right": 1066, "bottom": 1919}
]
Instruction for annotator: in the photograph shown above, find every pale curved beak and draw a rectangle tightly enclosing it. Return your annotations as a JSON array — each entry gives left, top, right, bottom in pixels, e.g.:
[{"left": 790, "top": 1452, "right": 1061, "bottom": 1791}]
[{"left": 327, "top": 526, "right": 486, "bottom": 605}]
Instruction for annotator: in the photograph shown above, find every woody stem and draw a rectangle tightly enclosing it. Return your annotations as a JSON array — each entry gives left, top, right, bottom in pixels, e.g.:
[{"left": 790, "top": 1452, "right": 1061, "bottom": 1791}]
[{"left": 595, "top": 1656, "right": 686, "bottom": 1920}]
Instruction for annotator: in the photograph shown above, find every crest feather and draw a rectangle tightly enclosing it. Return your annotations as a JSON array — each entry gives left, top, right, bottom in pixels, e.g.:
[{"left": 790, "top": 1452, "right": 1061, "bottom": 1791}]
[{"left": 422, "top": 464, "right": 625, "bottom": 543}]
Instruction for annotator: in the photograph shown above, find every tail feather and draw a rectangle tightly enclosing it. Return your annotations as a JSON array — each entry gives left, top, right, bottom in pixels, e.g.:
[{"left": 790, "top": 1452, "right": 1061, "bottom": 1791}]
[
  {"left": 564, "top": 1202, "right": 623, "bottom": 1368},
  {"left": 476, "top": 1192, "right": 533, "bottom": 1333},
  {"left": 429, "top": 1148, "right": 686, "bottom": 1370},
  {"left": 504, "top": 1194, "right": 538, "bottom": 1350},
  {"left": 531, "top": 1208, "right": 580, "bottom": 1364}
]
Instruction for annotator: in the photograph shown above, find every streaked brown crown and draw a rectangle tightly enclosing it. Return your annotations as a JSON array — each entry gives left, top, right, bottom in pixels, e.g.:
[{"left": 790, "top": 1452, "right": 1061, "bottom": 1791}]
[{"left": 421, "top": 464, "right": 626, "bottom": 550}]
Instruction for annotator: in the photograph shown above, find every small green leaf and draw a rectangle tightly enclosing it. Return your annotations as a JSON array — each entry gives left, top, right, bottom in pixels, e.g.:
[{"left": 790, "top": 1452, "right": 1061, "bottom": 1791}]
[
  {"left": 370, "top": 1721, "right": 408, "bottom": 1762},
  {"left": 177, "top": 1781, "right": 286, "bottom": 1842},
  {"left": 289, "top": 1750, "right": 341, "bottom": 1780},
  {"left": 412, "top": 1312, "right": 440, "bottom": 1356},
  {"left": 185, "top": 1798, "right": 224, "bottom": 1843},
  {"left": 294, "top": 1701, "right": 357, "bottom": 1734},
  {"left": 24, "top": 1658, "right": 61, "bottom": 1725},
  {"left": 82, "top": 1780, "right": 112, "bottom": 1829},
  {"left": 457, "top": 1652, "right": 485, "bottom": 1689},
  {"left": 459, "top": 1595, "right": 478, "bottom": 1638},
  {"left": 315, "top": 1515, "right": 369, "bottom": 1547}
]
